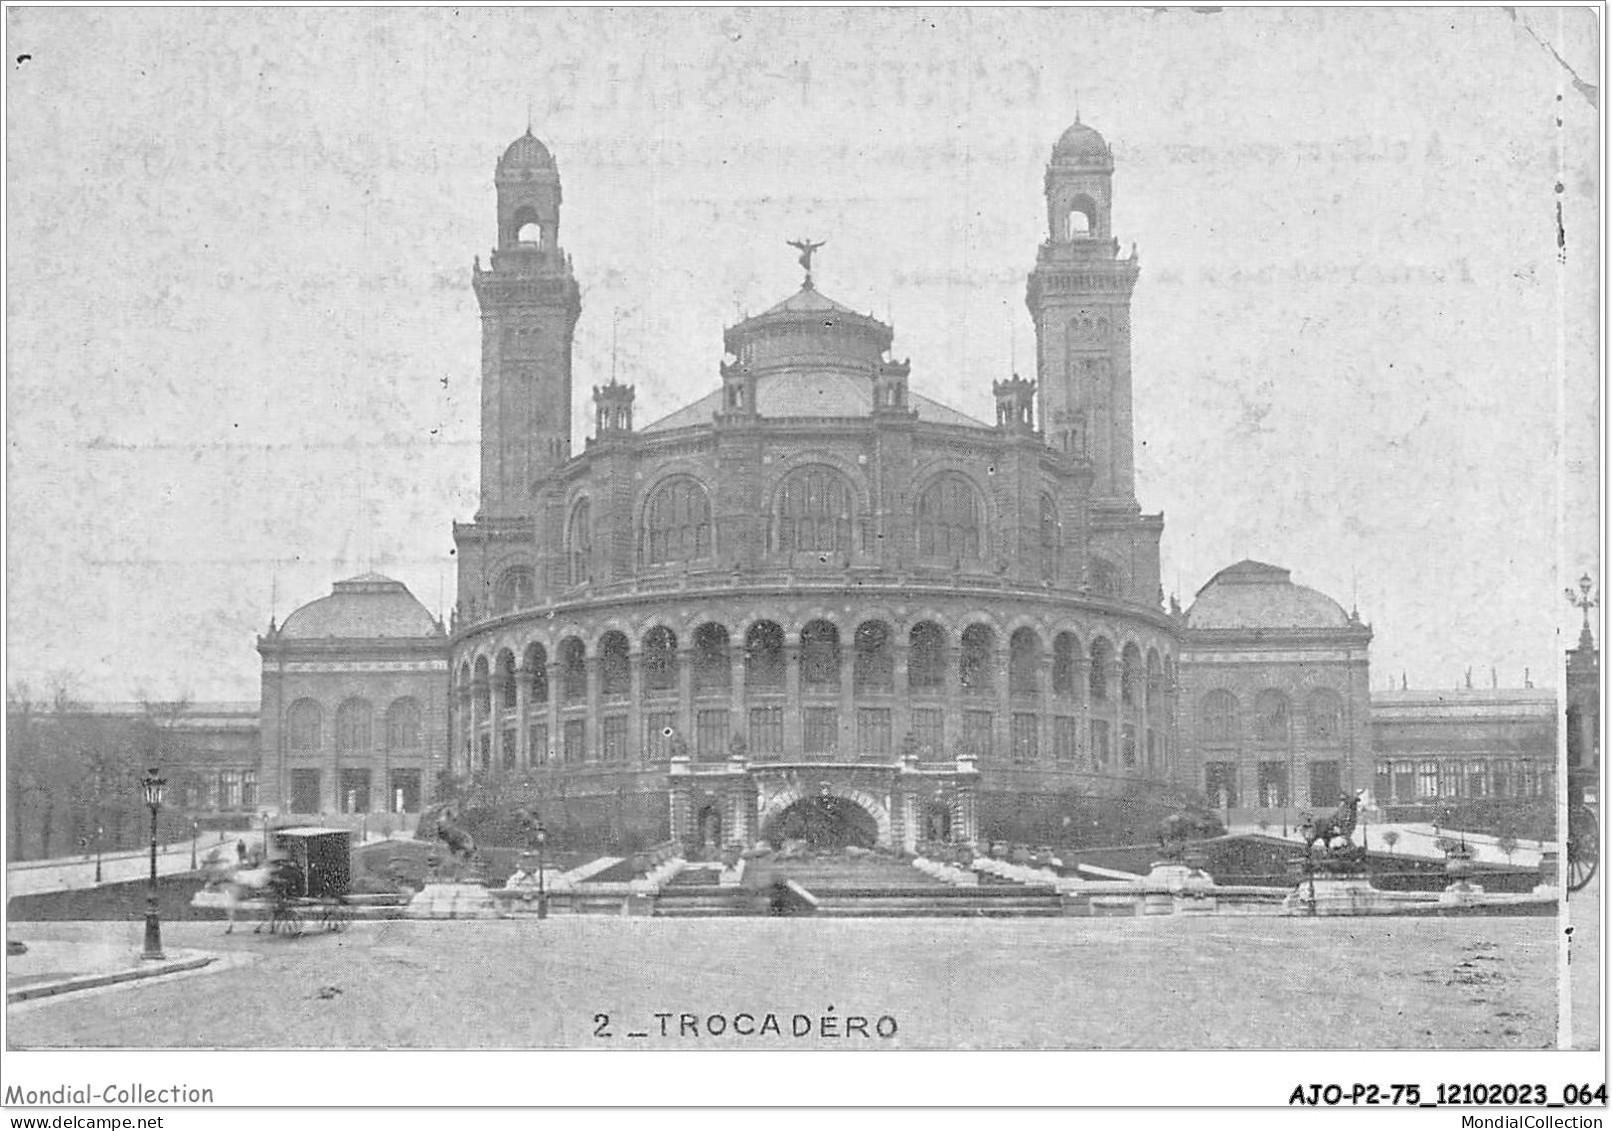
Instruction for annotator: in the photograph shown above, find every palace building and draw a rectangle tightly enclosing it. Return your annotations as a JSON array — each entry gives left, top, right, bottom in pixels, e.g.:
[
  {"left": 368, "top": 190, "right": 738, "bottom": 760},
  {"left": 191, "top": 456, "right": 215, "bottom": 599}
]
[
  {"left": 7, "top": 120, "right": 1574, "bottom": 861},
  {"left": 436, "top": 119, "right": 1178, "bottom": 851}
]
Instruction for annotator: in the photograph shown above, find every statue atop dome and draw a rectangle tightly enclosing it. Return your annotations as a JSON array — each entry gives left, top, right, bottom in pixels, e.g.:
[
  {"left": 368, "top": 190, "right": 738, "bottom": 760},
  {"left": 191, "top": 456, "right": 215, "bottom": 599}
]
[{"left": 787, "top": 237, "right": 826, "bottom": 289}]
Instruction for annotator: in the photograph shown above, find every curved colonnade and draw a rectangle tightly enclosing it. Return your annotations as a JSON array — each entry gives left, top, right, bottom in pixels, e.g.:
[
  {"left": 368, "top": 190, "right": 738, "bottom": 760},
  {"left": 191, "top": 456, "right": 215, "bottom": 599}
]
[{"left": 450, "top": 584, "right": 1180, "bottom": 806}]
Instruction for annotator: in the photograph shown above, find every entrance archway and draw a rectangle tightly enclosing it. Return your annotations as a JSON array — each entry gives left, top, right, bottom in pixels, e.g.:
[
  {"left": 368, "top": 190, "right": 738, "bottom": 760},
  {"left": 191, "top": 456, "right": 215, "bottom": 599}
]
[
  {"left": 762, "top": 796, "right": 878, "bottom": 850},
  {"left": 696, "top": 805, "right": 723, "bottom": 850}
]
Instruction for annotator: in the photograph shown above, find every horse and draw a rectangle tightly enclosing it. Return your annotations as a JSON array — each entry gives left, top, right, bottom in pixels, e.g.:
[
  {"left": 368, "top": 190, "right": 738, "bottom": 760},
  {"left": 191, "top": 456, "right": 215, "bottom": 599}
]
[
  {"left": 1302, "top": 790, "right": 1366, "bottom": 855},
  {"left": 211, "top": 859, "right": 298, "bottom": 934}
]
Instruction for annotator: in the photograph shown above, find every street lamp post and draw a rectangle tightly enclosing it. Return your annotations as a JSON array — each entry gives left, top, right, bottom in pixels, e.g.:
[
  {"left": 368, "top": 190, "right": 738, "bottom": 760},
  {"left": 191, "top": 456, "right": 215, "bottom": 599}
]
[
  {"left": 140, "top": 768, "right": 167, "bottom": 961},
  {"left": 94, "top": 825, "right": 104, "bottom": 885},
  {"left": 534, "top": 822, "right": 548, "bottom": 920},
  {"left": 190, "top": 819, "right": 199, "bottom": 871}
]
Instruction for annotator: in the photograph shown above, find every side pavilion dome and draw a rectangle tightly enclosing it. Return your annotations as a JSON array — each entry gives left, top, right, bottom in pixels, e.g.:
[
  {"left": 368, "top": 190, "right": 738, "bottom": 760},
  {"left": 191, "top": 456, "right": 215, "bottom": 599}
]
[
  {"left": 1185, "top": 560, "right": 1351, "bottom": 631},
  {"left": 278, "top": 573, "right": 443, "bottom": 640}
]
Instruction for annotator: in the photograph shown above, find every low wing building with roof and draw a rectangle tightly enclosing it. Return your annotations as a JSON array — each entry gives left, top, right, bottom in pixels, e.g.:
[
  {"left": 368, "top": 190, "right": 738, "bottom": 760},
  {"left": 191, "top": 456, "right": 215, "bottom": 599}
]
[{"left": 257, "top": 574, "right": 449, "bottom": 816}]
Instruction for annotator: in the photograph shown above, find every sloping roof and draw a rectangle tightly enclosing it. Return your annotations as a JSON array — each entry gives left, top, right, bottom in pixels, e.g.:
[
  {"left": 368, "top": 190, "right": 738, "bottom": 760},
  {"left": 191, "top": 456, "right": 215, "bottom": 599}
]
[
  {"left": 756, "top": 287, "right": 864, "bottom": 318},
  {"left": 279, "top": 574, "right": 442, "bottom": 640},
  {"left": 1186, "top": 559, "right": 1350, "bottom": 630},
  {"left": 640, "top": 373, "right": 989, "bottom": 432}
]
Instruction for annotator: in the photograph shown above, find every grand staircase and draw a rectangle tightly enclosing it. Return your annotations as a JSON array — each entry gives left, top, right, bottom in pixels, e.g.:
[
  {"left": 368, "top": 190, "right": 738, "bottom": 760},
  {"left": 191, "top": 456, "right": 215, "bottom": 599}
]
[{"left": 654, "top": 852, "right": 1065, "bottom": 918}]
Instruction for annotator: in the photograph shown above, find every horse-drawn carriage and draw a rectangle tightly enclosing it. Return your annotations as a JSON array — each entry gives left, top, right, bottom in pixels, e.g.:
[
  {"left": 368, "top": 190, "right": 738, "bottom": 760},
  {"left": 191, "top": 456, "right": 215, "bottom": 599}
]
[{"left": 215, "top": 827, "right": 354, "bottom": 936}]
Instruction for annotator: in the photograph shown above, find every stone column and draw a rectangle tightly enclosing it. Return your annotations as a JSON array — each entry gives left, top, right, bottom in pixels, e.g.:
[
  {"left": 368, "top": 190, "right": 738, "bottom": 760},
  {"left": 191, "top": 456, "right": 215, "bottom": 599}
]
[
  {"left": 514, "top": 661, "right": 530, "bottom": 770},
  {"left": 586, "top": 654, "right": 603, "bottom": 765},
  {"left": 470, "top": 675, "right": 487, "bottom": 776},
  {"left": 546, "top": 660, "right": 562, "bottom": 767},
  {"left": 1105, "top": 656, "right": 1123, "bottom": 774},
  {"left": 628, "top": 650, "right": 644, "bottom": 765},
  {"left": 453, "top": 685, "right": 470, "bottom": 779},
  {"left": 840, "top": 636, "right": 856, "bottom": 761},
  {"left": 1073, "top": 656, "right": 1092, "bottom": 773},
  {"left": 943, "top": 643, "right": 963, "bottom": 759},
  {"left": 678, "top": 646, "right": 696, "bottom": 757},
  {"left": 1035, "top": 653, "right": 1051, "bottom": 766},
  {"left": 892, "top": 641, "right": 912, "bottom": 756},
  {"left": 783, "top": 639, "right": 803, "bottom": 760},
  {"left": 729, "top": 643, "right": 745, "bottom": 762},
  {"left": 956, "top": 754, "right": 980, "bottom": 844},
  {"left": 667, "top": 757, "right": 693, "bottom": 849},
  {"left": 989, "top": 644, "right": 1008, "bottom": 765}
]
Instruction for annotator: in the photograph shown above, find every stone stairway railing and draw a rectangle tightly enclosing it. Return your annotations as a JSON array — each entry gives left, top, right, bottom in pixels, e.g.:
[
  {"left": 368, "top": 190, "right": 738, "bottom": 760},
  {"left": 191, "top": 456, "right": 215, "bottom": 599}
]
[
  {"left": 639, "top": 856, "right": 686, "bottom": 893},
  {"left": 911, "top": 856, "right": 979, "bottom": 886},
  {"left": 971, "top": 857, "right": 1066, "bottom": 890}
]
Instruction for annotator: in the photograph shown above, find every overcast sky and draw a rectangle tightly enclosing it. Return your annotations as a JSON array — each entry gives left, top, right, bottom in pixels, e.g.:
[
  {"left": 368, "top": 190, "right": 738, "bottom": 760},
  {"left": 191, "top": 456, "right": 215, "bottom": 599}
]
[{"left": 5, "top": 7, "right": 1600, "bottom": 703}]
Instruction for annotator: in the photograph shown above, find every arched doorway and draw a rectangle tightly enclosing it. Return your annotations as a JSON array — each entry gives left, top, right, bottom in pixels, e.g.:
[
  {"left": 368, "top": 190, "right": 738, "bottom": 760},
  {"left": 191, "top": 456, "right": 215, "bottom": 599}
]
[
  {"left": 762, "top": 795, "right": 878, "bottom": 850},
  {"left": 925, "top": 800, "right": 953, "bottom": 842},
  {"left": 696, "top": 805, "right": 723, "bottom": 851}
]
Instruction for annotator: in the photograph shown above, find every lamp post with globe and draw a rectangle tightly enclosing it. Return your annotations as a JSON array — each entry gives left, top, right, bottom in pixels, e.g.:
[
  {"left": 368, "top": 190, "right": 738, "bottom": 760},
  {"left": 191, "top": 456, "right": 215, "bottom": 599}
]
[{"left": 140, "top": 768, "right": 167, "bottom": 961}]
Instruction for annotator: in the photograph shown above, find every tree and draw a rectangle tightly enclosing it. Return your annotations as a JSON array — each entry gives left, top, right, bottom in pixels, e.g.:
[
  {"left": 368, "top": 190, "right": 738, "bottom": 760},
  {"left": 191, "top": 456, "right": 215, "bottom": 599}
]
[
  {"left": 1381, "top": 829, "right": 1400, "bottom": 855},
  {"left": 1497, "top": 833, "right": 1518, "bottom": 865}
]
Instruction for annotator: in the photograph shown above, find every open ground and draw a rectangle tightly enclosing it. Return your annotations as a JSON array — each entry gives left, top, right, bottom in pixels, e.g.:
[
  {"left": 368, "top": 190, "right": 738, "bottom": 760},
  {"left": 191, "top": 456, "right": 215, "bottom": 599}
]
[{"left": 7, "top": 907, "right": 1566, "bottom": 1050}]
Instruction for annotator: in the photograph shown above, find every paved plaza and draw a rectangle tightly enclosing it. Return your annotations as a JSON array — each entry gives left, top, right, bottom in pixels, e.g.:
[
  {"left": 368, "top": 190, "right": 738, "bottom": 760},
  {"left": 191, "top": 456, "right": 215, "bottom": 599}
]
[{"left": 7, "top": 904, "right": 1574, "bottom": 1050}]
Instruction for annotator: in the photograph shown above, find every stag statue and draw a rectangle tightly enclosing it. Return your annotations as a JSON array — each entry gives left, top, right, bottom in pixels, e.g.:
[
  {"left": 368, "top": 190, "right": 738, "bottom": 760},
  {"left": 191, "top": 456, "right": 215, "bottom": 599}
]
[
  {"left": 1301, "top": 790, "right": 1366, "bottom": 856},
  {"left": 435, "top": 807, "right": 477, "bottom": 876}
]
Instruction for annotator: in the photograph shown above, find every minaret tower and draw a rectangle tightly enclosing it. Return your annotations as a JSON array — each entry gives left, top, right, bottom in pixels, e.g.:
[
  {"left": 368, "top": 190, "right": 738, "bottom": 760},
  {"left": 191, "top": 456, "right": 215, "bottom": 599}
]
[
  {"left": 1025, "top": 118, "right": 1140, "bottom": 502},
  {"left": 471, "top": 128, "right": 582, "bottom": 516}
]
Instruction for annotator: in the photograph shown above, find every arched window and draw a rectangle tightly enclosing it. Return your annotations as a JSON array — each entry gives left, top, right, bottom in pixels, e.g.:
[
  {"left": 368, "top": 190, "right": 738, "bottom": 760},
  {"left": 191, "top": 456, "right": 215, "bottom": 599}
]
[
  {"left": 1253, "top": 690, "right": 1291, "bottom": 744},
  {"left": 917, "top": 475, "right": 982, "bottom": 561},
  {"left": 1089, "top": 638, "right": 1114, "bottom": 701},
  {"left": 1089, "top": 557, "right": 1123, "bottom": 598},
  {"left": 908, "top": 622, "right": 946, "bottom": 691},
  {"left": 1065, "top": 195, "right": 1097, "bottom": 239},
  {"left": 774, "top": 466, "right": 854, "bottom": 555},
  {"left": 524, "top": 643, "right": 548, "bottom": 706},
  {"left": 642, "top": 627, "right": 678, "bottom": 694},
  {"left": 853, "top": 621, "right": 894, "bottom": 693},
  {"left": 1307, "top": 689, "right": 1343, "bottom": 744},
  {"left": 513, "top": 205, "right": 541, "bottom": 244},
  {"left": 473, "top": 656, "right": 491, "bottom": 715},
  {"left": 336, "top": 698, "right": 372, "bottom": 756},
  {"left": 744, "top": 621, "right": 785, "bottom": 691},
  {"left": 692, "top": 623, "right": 731, "bottom": 693},
  {"left": 287, "top": 699, "right": 321, "bottom": 752},
  {"left": 1052, "top": 632, "right": 1079, "bottom": 698},
  {"left": 600, "top": 632, "right": 630, "bottom": 700},
  {"left": 385, "top": 698, "right": 422, "bottom": 750},
  {"left": 800, "top": 621, "right": 841, "bottom": 691},
  {"left": 567, "top": 500, "right": 592, "bottom": 586},
  {"left": 1146, "top": 649, "right": 1164, "bottom": 709},
  {"left": 1120, "top": 644, "right": 1142, "bottom": 706},
  {"left": 960, "top": 624, "right": 996, "bottom": 695},
  {"left": 559, "top": 637, "right": 587, "bottom": 703},
  {"left": 493, "top": 566, "right": 534, "bottom": 614},
  {"left": 643, "top": 477, "right": 712, "bottom": 566},
  {"left": 1009, "top": 628, "right": 1041, "bottom": 697},
  {"left": 1201, "top": 690, "right": 1238, "bottom": 742},
  {"left": 1039, "top": 494, "right": 1059, "bottom": 580},
  {"left": 496, "top": 649, "right": 518, "bottom": 711}
]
